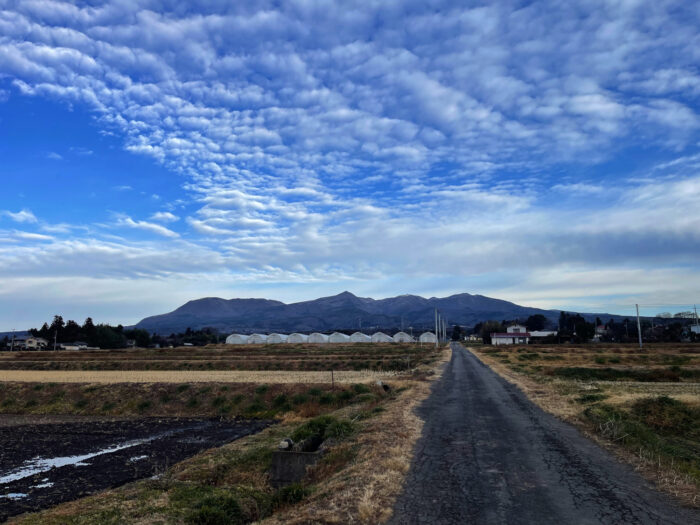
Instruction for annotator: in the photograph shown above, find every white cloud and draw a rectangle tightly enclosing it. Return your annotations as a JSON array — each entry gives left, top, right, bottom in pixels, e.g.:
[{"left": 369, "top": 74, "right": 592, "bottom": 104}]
[
  {"left": 150, "top": 211, "right": 179, "bottom": 223},
  {"left": 115, "top": 215, "right": 179, "bottom": 238},
  {"left": 2, "top": 209, "right": 38, "bottom": 223}
]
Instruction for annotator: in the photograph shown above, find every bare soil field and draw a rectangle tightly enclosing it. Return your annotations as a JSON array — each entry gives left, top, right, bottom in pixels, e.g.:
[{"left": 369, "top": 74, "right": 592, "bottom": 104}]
[
  {"left": 0, "top": 343, "right": 437, "bottom": 372},
  {"left": 471, "top": 342, "right": 700, "bottom": 506},
  {"left": 0, "top": 417, "right": 272, "bottom": 522}
]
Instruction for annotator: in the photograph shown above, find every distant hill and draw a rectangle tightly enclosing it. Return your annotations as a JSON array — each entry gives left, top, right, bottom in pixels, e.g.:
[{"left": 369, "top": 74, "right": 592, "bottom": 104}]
[{"left": 133, "top": 291, "right": 622, "bottom": 334}]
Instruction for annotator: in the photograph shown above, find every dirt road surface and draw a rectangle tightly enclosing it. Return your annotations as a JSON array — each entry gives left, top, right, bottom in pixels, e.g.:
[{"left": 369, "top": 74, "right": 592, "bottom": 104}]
[{"left": 390, "top": 343, "right": 698, "bottom": 525}]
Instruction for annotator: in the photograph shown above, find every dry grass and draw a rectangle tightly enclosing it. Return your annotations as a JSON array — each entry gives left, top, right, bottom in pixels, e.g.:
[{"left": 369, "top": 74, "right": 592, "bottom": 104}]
[
  {"left": 0, "top": 343, "right": 442, "bottom": 373},
  {"left": 0, "top": 369, "right": 403, "bottom": 384},
  {"left": 469, "top": 344, "right": 700, "bottom": 507},
  {"left": 260, "top": 347, "right": 451, "bottom": 524}
]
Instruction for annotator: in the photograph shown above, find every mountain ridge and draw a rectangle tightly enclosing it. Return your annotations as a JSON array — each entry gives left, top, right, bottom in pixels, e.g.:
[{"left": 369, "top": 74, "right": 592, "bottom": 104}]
[{"left": 133, "top": 291, "right": 620, "bottom": 334}]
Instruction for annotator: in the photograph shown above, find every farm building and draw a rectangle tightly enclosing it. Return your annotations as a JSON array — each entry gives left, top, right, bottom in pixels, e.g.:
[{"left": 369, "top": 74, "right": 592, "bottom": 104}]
[
  {"left": 267, "top": 333, "right": 288, "bottom": 344},
  {"left": 287, "top": 333, "right": 308, "bottom": 343},
  {"left": 329, "top": 332, "right": 350, "bottom": 343},
  {"left": 371, "top": 332, "right": 393, "bottom": 343},
  {"left": 491, "top": 324, "right": 530, "bottom": 345},
  {"left": 225, "top": 334, "right": 248, "bottom": 345},
  {"left": 350, "top": 332, "right": 371, "bottom": 343},
  {"left": 248, "top": 334, "right": 268, "bottom": 344},
  {"left": 419, "top": 332, "right": 437, "bottom": 344},
  {"left": 393, "top": 331, "right": 414, "bottom": 343},
  {"left": 308, "top": 333, "right": 329, "bottom": 344}
]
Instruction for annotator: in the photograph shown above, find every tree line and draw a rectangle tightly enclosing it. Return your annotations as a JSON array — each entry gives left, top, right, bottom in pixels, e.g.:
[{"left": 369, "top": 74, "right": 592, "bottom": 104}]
[{"left": 23, "top": 316, "right": 224, "bottom": 349}]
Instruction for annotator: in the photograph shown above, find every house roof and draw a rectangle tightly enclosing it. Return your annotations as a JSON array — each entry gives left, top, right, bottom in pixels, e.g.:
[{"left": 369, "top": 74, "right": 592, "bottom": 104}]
[{"left": 491, "top": 332, "right": 530, "bottom": 337}]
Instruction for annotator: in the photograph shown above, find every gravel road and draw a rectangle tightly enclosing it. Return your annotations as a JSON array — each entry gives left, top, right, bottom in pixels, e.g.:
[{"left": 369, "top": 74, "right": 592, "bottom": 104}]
[{"left": 390, "top": 343, "right": 698, "bottom": 525}]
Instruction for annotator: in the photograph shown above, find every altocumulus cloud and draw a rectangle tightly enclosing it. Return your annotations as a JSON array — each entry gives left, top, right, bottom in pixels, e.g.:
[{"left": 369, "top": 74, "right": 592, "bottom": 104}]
[{"left": 0, "top": 0, "right": 699, "bottom": 327}]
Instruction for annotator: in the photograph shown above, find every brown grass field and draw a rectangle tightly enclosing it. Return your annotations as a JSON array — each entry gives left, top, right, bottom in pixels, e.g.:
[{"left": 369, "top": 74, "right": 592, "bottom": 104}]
[
  {"left": 0, "top": 343, "right": 437, "bottom": 372},
  {"left": 470, "top": 342, "right": 700, "bottom": 506}
]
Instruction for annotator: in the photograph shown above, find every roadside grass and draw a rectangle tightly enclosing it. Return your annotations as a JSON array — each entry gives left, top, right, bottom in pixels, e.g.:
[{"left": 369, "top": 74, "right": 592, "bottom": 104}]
[{"left": 469, "top": 343, "right": 700, "bottom": 507}]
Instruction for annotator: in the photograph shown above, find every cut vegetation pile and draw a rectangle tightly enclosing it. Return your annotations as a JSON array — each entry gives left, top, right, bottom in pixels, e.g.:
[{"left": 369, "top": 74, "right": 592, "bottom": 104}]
[{"left": 471, "top": 343, "right": 700, "bottom": 506}]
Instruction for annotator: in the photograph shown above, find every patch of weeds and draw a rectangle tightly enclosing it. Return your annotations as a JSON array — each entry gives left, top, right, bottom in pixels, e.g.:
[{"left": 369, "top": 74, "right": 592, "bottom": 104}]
[
  {"left": 291, "top": 393, "right": 309, "bottom": 405},
  {"left": 307, "top": 387, "right": 322, "bottom": 397},
  {"left": 273, "top": 483, "right": 310, "bottom": 508},
  {"left": 33, "top": 384, "right": 44, "bottom": 391},
  {"left": 231, "top": 394, "right": 245, "bottom": 405},
  {"left": 336, "top": 390, "right": 354, "bottom": 402},
  {"left": 517, "top": 352, "right": 540, "bottom": 361},
  {"left": 575, "top": 393, "right": 608, "bottom": 404},
  {"left": 244, "top": 400, "right": 266, "bottom": 415},
  {"left": 291, "top": 415, "right": 354, "bottom": 442},
  {"left": 631, "top": 396, "right": 698, "bottom": 434},
  {"left": 24, "top": 398, "right": 38, "bottom": 409},
  {"left": 211, "top": 396, "right": 227, "bottom": 408},
  {"left": 177, "top": 384, "right": 191, "bottom": 393},
  {"left": 254, "top": 384, "right": 269, "bottom": 395},
  {"left": 186, "top": 397, "right": 199, "bottom": 408},
  {"left": 352, "top": 383, "right": 371, "bottom": 394},
  {"left": 83, "top": 385, "right": 99, "bottom": 393},
  {"left": 198, "top": 386, "right": 212, "bottom": 395},
  {"left": 272, "top": 394, "right": 289, "bottom": 409},
  {"left": 101, "top": 401, "right": 116, "bottom": 411},
  {"left": 137, "top": 400, "right": 152, "bottom": 413},
  {"left": 160, "top": 393, "right": 172, "bottom": 403},
  {"left": 594, "top": 357, "right": 607, "bottom": 364},
  {"left": 356, "top": 393, "right": 377, "bottom": 403},
  {"left": 319, "top": 393, "right": 335, "bottom": 405},
  {"left": 185, "top": 493, "right": 244, "bottom": 525},
  {"left": 0, "top": 398, "right": 15, "bottom": 408},
  {"left": 74, "top": 398, "right": 88, "bottom": 409},
  {"left": 608, "top": 357, "right": 621, "bottom": 364}
]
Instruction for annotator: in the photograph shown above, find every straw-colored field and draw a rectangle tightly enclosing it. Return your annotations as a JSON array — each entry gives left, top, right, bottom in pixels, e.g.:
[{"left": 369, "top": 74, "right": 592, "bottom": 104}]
[
  {"left": 470, "top": 343, "right": 700, "bottom": 506},
  {"left": 0, "top": 369, "right": 399, "bottom": 384}
]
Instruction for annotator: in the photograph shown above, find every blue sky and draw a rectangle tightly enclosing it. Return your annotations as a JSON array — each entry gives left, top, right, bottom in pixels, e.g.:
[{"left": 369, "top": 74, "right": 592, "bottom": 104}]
[{"left": 1, "top": 0, "right": 700, "bottom": 329}]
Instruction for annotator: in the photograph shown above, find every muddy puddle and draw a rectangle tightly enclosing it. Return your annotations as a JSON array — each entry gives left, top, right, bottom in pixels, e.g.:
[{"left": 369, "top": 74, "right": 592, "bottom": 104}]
[{"left": 0, "top": 417, "right": 272, "bottom": 521}]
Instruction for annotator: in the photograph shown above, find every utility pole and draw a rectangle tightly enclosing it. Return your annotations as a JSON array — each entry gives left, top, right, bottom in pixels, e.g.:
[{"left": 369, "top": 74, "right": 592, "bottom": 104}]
[
  {"left": 54, "top": 330, "right": 58, "bottom": 352},
  {"left": 695, "top": 305, "right": 699, "bottom": 327},
  {"left": 434, "top": 309, "right": 438, "bottom": 348},
  {"left": 10, "top": 329, "right": 14, "bottom": 352},
  {"left": 635, "top": 304, "right": 643, "bottom": 350}
]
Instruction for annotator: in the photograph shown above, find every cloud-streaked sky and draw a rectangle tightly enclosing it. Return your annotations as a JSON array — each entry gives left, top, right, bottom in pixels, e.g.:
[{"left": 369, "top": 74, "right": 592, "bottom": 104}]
[{"left": 1, "top": 0, "right": 699, "bottom": 329}]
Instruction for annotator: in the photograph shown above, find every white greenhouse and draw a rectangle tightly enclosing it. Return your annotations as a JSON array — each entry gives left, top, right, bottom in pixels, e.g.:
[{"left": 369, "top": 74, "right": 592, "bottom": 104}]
[
  {"left": 225, "top": 334, "right": 249, "bottom": 345},
  {"left": 393, "top": 331, "right": 414, "bottom": 343},
  {"left": 419, "top": 332, "right": 437, "bottom": 344},
  {"left": 349, "top": 332, "right": 371, "bottom": 343},
  {"left": 248, "top": 333, "right": 268, "bottom": 344},
  {"left": 308, "top": 333, "right": 329, "bottom": 344},
  {"left": 287, "top": 333, "right": 308, "bottom": 344},
  {"left": 329, "top": 332, "right": 350, "bottom": 343},
  {"left": 267, "top": 333, "right": 288, "bottom": 344},
  {"left": 371, "top": 332, "right": 393, "bottom": 343}
]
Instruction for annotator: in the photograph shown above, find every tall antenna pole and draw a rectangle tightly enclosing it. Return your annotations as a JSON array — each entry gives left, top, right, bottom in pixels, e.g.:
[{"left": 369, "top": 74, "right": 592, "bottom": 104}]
[
  {"left": 695, "top": 305, "right": 699, "bottom": 327},
  {"left": 10, "top": 329, "right": 14, "bottom": 352},
  {"left": 54, "top": 330, "right": 58, "bottom": 352},
  {"left": 635, "top": 304, "right": 643, "bottom": 350}
]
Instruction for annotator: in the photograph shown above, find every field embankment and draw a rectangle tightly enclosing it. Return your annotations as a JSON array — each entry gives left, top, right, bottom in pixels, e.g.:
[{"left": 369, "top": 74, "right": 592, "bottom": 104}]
[{"left": 470, "top": 343, "right": 700, "bottom": 507}]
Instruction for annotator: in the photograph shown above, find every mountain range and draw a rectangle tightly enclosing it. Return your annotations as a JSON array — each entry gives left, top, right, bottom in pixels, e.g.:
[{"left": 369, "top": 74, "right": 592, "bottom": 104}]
[{"left": 134, "top": 291, "right": 619, "bottom": 335}]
